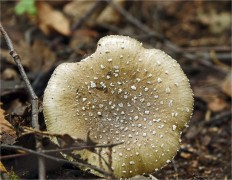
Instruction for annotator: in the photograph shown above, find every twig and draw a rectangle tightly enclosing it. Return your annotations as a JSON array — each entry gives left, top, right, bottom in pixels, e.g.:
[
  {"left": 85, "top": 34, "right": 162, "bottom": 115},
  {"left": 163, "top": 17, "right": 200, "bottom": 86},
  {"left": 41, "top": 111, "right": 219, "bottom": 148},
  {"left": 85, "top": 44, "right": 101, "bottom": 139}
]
[
  {"left": 41, "top": 142, "right": 123, "bottom": 154},
  {"left": 0, "top": 153, "right": 27, "bottom": 160},
  {"left": 203, "top": 110, "right": 231, "bottom": 127},
  {"left": 105, "top": 1, "right": 230, "bottom": 73},
  {"left": 171, "top": 159, "right": 179, "bottom": 180},
  {"left": 164, "top": 40, "right": 230, "bottom": 73},
  {"left": 0, "top": 23, "right": 46, "bottom": 180},
  {"left": 9, "top": 125, "right": 121, "bottom": 177},
  {"left": 106, "top": 0, "right": 230, "bottom": 76},
  {"left": 182, "top": 46, "right": 231, "bottom": 52},
  {"left": 71, "top": 1, "right": 107, "bottom": 31},
  {"left": 97, "top": 23, "right": 123, "bottom": 34},
  {"left": 106, "top": 0, "right": 163, "bottom": 39},
  {"left": 1, "top": 144, "right": 114, "bottom": 178}
]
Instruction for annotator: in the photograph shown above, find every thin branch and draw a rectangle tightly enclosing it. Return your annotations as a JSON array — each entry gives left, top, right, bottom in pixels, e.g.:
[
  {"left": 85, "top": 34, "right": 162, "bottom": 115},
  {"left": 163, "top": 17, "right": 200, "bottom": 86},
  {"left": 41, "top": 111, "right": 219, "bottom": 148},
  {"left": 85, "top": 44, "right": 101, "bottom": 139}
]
[
  {"left": 0, "top": 23, "right": 45, "bottom": 180},
  {"left": 21, "top": 126, "right": 122, "bottom": 174},
  {"left": 203, "top": 110, "right": 231, "bottom": 127},
  {"left": 41, "top": 142, "right": 123, "bottom": 154},
  {"left": 106, "top": 0, "right": 163, "bottom": 39},
  {"left": 105, "top": 1, "right": 231, "bottom": 74},
  {"left": 0, "top": 153, "right": 27, "bottom": 160},
  {"left": 71, "top": 1, "right": 107, "bottom": 31},
  {"left": 1, "top": 144, "right": 114, "bottom": 178}
]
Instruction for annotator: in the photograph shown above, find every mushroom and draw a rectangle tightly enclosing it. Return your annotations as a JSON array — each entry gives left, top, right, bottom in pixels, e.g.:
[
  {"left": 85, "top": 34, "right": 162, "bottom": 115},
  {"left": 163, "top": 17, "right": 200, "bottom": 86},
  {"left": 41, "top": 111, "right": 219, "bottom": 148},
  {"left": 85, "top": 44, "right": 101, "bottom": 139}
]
[{"left": 43, "top": 35, "right": 194, "bottom": 178}]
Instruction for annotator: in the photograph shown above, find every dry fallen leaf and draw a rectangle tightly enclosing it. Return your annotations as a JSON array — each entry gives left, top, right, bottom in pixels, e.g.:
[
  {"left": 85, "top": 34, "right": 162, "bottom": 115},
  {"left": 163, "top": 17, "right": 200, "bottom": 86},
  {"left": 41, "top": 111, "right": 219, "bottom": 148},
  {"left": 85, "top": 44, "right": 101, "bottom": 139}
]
[
  {"left": 180, "top": 152, "right": 192, "bottom": 159},
  {"left": 0, "top": 161, "right": 7, "bottom": 173},
  {"left": 63, "top": 0, "right": 124, "bottom": 27},
  {"left": 2, "top": 68, "right": 18, "bottom": 80},
  {"left": 194, "top": 92, "right": 228, "bottom": 112},
  {"left": 63, "top": 1, "right": 95, "bottom": 20},
  {"left": 0, "top": 104, "right": 17, "bottom": 145},
  {"left": 197, "top": 9, "right": 231, "bottom": 34},
  {"left": 36, "top": 1, "right": 70, "bottom": 36},
  {"left": 69, "top": 29, "right": 98, "bottom": 50},
  {"left": 193, "top": 73, "right": 230, "bottom": 112},
  {"left": 96, "top": 0, "right": 125, "bottom": 24},
  {"left": 1, "top": 39, "right": 56, "bottom": 73},
  {"left": 31, "top": 39, "right": 56, "bottom": 71},
  {"left": 208, "top": 97, "right": 228, "bottom": 112},
  {"left": 222, "top": 71, "right": 232, "bottom": 97}
]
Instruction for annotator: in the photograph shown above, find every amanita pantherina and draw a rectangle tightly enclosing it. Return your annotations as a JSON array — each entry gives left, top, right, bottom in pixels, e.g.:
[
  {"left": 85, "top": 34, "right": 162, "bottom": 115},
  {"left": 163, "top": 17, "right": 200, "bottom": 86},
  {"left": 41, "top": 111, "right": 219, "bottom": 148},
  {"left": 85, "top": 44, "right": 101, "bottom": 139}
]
[{"left": 43, "top": 35, "right": 194, "bottom": 178}]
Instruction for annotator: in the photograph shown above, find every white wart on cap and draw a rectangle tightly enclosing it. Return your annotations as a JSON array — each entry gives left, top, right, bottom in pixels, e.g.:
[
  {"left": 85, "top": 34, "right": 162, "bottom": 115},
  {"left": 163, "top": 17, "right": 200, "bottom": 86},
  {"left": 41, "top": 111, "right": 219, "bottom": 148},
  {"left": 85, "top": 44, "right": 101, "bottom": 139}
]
[{"left": 43, "top": 35, "right": 194, "bottom": 178}]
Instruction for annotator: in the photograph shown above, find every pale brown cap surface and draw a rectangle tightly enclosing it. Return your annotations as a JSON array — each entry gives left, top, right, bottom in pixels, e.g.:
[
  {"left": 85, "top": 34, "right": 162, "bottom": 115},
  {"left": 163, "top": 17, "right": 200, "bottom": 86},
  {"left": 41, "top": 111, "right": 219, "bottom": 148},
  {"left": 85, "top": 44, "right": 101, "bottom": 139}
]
[{"left": 43, "top": 35, "right": 194, "bottom": 178}]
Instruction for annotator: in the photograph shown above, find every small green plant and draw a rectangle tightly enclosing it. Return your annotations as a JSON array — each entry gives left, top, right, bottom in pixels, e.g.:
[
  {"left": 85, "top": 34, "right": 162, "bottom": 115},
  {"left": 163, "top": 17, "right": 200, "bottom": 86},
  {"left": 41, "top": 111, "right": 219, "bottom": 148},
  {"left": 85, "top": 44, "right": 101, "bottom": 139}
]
[
  {"left": 14, "top": 0, "right": 37, "bottom": 15},
  {"left": 7, "top": 171, "right": 20, "bottom": 180}
]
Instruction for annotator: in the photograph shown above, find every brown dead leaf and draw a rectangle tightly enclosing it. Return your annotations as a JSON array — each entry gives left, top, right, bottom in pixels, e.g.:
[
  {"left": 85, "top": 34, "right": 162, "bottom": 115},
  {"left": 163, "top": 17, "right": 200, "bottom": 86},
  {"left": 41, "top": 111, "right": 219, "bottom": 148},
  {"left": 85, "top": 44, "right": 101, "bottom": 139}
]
[
  {"left": 31, "top": 39, "right": 56, "bottom": 71},
  {"left": 0, "top": 104, "right": 17, "bottom": 145},
  {"left": 191, "top": 160, "right": 199, "bottom": 168},
  {"left": 193, "top": 72, "right": 230, "bottom": 112},
  {"left": 201, "top": 135, "right": 211, "bottom": 146},
  {"left": 194, "top": 85, "right": 218, "bottom": 102},
  {"left": 96, "top": 0, "right": 125, "bottom": 24},
  {"left": 197, "top": 9, "right": 231, "bottom": 34},
  {"left": 63, "top": 1, "right": 95, "bottom": 20},
  {"left": 208, "top": 97, "right": 228, "bottom": 112},
  {"left": 180, "top": 152, "right": 192, "bottom": 159},
  {"left": 222, "top": 71, "right": 232, "bottom": 97},
  {"left": 63, "top": 0, "right": 123, "bottom": 27},
  {"left": 69, "top": 29, "right": 98, "bottom": 50},
  {"left": 2, "top": 68, "right": 18, "bottom": 80},
  {"left": 1, "top": 42, "right": 30, "bottom": 68},
  {"left": 0, "top": 161, "right": 7, "bottom": 173},
  {"left": 1, "top": 39, "right": 56, "bottom": 72},
  {"left": 36, "top": 1, "right": 70, "bottom": 36},
  {"left": 6, "top": 99, "right": 24, "bottom": 115}
]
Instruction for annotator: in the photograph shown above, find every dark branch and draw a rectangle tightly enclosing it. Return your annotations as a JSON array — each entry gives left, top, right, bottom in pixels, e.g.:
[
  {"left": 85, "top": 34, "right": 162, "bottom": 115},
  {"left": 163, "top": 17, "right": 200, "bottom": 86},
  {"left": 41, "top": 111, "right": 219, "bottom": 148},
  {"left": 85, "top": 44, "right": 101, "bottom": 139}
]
[
  {"left": 106, "top": 0, "right": 163, "bottom": 39},
  {"left": 71, "top": 1, "right": 108, "bottom": 31},
  {"left": 0, "top": 23, "right": 45, "bottom": 180},
  {"left": 1, "top": 144, "right": 114, "bottom": 178}
]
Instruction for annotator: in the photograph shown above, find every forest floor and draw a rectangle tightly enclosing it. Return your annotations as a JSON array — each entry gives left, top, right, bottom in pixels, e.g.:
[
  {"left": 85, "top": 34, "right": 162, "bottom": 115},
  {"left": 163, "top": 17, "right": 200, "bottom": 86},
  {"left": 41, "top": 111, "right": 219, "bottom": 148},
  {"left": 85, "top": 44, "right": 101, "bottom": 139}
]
[{"left": 1, "top": 1, "right": 231, "bottom": 179}]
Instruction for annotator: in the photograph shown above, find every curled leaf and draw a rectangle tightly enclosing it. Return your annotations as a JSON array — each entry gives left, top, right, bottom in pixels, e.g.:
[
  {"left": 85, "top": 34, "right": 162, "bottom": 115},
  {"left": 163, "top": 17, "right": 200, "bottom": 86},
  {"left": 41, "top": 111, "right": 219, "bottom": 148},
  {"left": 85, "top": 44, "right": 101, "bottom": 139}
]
[{"left": 36, "top": 1, "right": 70, "bottom": 36}]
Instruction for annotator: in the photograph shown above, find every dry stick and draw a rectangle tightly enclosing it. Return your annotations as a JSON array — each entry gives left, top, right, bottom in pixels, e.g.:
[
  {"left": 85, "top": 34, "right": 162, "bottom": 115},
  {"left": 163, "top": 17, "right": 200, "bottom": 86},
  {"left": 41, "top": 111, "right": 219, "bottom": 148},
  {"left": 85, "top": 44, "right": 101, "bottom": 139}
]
[
  {"left": 171, "top": 159, "right": 179, "bottom": 180},
  {"left": 106, "top": 0, "right": 228, "bottom": 72},
  {"left": 0, "top": 153, "right": 27, "bottom": 160},
  {"left": 1, "top": 140, "right": 121, "bottom": 177},
  {"left": 42, "top": 143, "right": 123, "bottom": 154},
  {"left": 108, "top": 0, "right": 207, "bottom": 62},
  {"left": 71, "top": 0, "right": 107, "bottom": 31},
  {"left": 21, "top": 126, "right": 120, "bottom": 169},
  {"left": 104, "top": 1, "right": 180, "bottom": 57},
  {"left": 1, "top": 144, "right": 114, "bottom": 178},
  {"left": 106, "top": 0, "right": 164, "bottom": 40},
  {"left": 203, "top": 110, "right": 231, "bottom": 127},
  {"left": 0, "top": 23, "right": 46, "bottom": 180},
  {"left": 0, "top": 143, "right": 123, "bottom": 157}
]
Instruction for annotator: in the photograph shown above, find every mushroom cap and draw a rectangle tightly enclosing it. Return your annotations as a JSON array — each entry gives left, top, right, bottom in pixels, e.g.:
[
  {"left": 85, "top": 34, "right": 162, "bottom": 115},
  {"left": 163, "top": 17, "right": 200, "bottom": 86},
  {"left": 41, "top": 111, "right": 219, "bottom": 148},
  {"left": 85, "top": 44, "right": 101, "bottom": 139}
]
[{"left": 43, "top": 35, "right": 194, "bottom": 178}]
